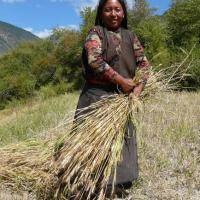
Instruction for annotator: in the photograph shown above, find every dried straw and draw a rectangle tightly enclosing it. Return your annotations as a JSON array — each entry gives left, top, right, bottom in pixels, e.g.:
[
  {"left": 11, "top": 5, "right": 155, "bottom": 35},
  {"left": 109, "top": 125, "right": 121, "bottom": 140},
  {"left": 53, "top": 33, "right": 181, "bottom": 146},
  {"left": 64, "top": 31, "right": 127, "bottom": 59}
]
[
  {"left": 54, "top": 94, "right": 142, "bottom": 200},
  {"left": 53, "top": 66, "right": 170, "bottom": 200},
  {"left": 0, "top": 140, "right": 56, "bottom": 199}
]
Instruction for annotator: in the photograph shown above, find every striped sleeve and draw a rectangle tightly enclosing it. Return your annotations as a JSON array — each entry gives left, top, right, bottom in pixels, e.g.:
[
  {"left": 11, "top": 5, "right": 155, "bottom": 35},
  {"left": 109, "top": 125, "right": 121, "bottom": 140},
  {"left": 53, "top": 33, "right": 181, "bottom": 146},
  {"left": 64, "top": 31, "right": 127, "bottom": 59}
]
[
  {"left": 84, "top": 28, "right": 110, "bottom": 74},
  {"left": 133, "top": 35, "right": 150, "bottom": 82}
]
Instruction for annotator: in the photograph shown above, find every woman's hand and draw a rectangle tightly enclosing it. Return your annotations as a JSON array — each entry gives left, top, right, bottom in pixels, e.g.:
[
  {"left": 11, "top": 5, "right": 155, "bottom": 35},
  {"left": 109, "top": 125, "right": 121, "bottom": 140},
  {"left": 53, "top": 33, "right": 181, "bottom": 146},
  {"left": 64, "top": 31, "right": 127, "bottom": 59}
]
[
  {"left": 133, "top": 83, "right": 144, "bottom": 97},
  {"left": 104, "top": 68, "right": 135, "bottom": 93},
  {"left": 120, "top": 78, "right": 135, "bottom": 94}
]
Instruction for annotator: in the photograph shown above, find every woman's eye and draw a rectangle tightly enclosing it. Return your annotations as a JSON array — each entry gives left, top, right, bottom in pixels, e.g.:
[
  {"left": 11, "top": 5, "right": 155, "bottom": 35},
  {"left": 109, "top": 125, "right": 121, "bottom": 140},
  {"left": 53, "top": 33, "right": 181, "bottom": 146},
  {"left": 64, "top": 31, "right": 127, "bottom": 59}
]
[
  {"left": 115, "top": 8, "right": 121, "bottom": 12},
  {"left": 104, "top": 8, "right": 112, "bottom": 12},
  {"left": 103, "top": 7, "right": 122, "bottom": 13}
]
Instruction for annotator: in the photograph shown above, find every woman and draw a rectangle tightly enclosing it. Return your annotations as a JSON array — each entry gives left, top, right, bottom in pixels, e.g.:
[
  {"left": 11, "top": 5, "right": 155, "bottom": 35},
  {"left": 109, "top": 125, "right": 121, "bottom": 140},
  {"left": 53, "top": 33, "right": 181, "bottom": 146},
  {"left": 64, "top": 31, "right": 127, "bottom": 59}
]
[{"left": 76, "top": 0, "right": 150, "bottom": 198}]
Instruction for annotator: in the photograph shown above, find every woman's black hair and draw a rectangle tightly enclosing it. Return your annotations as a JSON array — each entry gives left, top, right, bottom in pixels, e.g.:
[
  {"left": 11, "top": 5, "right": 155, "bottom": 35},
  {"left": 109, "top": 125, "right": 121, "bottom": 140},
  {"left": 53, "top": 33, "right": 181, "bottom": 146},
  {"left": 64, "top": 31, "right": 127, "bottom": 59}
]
[{"left": 95, "top": 0, "right": 128, "bottom": 29}]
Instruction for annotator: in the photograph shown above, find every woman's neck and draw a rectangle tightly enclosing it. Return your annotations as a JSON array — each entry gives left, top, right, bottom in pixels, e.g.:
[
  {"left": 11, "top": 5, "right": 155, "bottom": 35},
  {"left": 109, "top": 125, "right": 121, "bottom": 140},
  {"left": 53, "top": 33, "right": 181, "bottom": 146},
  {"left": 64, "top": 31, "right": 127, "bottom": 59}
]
[{"left": 104, "top": 26, "right": 121, "bottom": 32}]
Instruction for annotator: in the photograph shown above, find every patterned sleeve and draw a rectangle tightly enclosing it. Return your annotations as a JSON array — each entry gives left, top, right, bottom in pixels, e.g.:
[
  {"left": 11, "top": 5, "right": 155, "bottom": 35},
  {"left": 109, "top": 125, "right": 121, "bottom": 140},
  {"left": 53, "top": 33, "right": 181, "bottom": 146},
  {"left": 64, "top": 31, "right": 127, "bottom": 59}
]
[
  {"left": 84, "top": 28, "right": 110, "bottom": 74},
  {"left": 133, "top": 35, "right": 150, "bottom": 82}
]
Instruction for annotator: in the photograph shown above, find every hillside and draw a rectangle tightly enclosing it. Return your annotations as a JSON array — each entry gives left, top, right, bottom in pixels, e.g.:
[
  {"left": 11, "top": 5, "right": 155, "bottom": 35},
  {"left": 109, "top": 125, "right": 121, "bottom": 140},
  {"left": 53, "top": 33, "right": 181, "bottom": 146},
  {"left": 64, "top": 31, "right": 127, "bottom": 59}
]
[{"left": 0, "top": 21, "right": 39, "bottom": 54}]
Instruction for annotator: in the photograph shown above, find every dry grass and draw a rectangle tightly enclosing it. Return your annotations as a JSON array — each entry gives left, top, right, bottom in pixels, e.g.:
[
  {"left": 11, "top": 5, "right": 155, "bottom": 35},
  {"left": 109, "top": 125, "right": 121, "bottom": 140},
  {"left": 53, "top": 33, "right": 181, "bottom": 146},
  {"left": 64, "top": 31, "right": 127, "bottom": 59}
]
[
  {"left": 0, "top": 92, "right": 199, "bottom": 200},
  {"left": 131, "top": 91, "right": 200, "bottom": 200}
]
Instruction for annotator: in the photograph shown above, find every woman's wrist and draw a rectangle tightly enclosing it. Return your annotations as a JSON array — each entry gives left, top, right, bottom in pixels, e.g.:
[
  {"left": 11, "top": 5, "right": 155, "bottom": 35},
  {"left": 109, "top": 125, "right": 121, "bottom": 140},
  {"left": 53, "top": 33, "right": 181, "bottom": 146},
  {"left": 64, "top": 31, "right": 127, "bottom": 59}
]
[
  {"left": 133, "top": 83, "right": 144, "bottom": 97},
  {"left": 103, "top": 67, "right": 125, "bottom": 86}
]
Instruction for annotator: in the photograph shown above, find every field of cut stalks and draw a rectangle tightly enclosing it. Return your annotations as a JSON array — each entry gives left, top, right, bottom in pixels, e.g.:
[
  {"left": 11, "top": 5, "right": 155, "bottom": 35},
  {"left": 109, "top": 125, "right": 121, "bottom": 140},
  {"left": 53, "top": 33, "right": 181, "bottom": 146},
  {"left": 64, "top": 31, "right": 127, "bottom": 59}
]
[{"left": 0, "top": 91, "right": 199, "bottom": 200}]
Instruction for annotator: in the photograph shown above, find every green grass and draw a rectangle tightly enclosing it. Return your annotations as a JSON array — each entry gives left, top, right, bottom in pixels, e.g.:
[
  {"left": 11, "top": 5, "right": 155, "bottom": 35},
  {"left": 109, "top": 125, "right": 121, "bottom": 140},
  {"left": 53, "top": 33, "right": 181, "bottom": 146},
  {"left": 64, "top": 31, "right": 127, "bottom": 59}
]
[
  {"left": 0, "top": 92, "right": 79, "bottom": 146},
  {"left": 0, "top": 91, "right": 199, "bottom": 199}
]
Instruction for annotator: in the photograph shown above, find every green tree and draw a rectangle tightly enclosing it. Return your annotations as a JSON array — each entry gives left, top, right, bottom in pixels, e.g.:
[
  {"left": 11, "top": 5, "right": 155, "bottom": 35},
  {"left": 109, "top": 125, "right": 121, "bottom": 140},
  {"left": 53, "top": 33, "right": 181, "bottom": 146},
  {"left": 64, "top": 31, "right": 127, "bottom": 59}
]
[
  {"left": 128, "top": 0, "right": 169, "bottom": 67},
  {"left": 166, "top": 0, "right": 200, "bottom": 47},
  {"left": 129, "top": 0, "right": 156, "bottom": 28},
  {"left": 52, "top": 28, "right": 83, "bottom": 90},
  {"left": 165, "top": 0, "right": 200, "bottom": 89},
  {"left": 133, "top": 16, "right": 170, "bottom": 66},
  {"left": 80, "top": 7, "right": 96, "bottom": 43}
]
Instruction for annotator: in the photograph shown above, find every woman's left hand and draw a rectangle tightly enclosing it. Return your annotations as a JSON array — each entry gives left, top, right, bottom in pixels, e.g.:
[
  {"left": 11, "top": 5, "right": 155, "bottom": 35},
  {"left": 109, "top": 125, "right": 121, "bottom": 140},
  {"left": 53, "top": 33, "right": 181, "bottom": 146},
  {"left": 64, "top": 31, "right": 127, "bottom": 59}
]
[{"left": 133, "top": 84, "right": 144, "bottom": 98}]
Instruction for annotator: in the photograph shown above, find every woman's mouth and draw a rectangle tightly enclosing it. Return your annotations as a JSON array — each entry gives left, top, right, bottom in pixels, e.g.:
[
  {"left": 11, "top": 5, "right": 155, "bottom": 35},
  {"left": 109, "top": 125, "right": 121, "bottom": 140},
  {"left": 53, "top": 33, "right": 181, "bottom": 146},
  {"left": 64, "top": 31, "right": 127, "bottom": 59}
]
[{"left": 111, "top": 20, "right": 118, "bottom": 23}]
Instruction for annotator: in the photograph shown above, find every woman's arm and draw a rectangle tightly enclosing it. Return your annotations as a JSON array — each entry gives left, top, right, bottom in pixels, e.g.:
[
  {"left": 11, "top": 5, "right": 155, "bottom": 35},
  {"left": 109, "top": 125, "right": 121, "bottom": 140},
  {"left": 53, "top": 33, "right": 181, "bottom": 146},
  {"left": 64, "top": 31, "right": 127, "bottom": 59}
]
[
  {"left": 84, "top": 27, "right": 135, "bottom": 93},
  {"left": 84, "top": 27, "right": 110, "bottom": 73}
]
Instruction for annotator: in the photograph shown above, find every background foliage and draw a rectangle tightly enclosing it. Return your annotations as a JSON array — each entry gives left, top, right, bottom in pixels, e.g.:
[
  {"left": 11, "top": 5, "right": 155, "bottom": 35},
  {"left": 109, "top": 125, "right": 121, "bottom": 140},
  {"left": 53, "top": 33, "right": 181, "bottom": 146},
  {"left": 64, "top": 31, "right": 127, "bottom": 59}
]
[{"left": 0, "top": 0, "right": 200, "bottom": 109}]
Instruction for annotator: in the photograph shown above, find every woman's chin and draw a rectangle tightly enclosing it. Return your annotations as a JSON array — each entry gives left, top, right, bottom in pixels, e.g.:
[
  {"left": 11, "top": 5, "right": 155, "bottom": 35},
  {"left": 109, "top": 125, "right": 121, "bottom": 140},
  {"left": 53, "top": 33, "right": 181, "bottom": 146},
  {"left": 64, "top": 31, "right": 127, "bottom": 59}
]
[{"left": 106, "top": 24, "right": 120, "bottom": 30}]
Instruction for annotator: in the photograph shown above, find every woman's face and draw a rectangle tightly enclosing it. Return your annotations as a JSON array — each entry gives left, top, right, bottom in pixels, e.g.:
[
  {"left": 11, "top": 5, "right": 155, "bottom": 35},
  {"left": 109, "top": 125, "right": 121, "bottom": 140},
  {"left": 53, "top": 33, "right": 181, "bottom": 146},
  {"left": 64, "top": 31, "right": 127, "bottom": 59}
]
[{"left": 101, "top": 0, "right": 124, "bottom": 30}]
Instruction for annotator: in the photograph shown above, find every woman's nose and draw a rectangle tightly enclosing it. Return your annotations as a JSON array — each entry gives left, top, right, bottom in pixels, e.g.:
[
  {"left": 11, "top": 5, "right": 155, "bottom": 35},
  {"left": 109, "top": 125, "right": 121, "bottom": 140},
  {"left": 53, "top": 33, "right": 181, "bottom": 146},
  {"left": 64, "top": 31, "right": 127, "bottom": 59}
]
[{"left": 111, "top": 10, "right": 117, "bottom": 16}]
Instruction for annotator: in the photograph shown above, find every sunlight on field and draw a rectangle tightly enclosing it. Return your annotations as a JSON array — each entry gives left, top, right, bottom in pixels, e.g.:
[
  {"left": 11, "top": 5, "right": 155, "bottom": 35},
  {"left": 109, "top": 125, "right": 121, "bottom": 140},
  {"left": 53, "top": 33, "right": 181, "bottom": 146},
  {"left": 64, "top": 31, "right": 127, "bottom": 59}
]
[
  {"left": 0, "top": 92, "right": 79, "bottom": 146},
  {"left": 134, "top": 92, "right": 200, "bottom": 199},
  {"left": 0, "top": 91, "right": 199, "bottom": 199}
]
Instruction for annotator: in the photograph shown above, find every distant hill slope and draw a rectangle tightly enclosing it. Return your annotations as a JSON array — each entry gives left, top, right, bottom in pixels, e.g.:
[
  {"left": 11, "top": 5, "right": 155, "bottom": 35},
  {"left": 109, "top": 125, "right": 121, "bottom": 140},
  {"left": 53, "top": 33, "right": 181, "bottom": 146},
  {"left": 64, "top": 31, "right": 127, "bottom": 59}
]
[{"left": 0, "top": 21, "right": 39, "bottom": 54}]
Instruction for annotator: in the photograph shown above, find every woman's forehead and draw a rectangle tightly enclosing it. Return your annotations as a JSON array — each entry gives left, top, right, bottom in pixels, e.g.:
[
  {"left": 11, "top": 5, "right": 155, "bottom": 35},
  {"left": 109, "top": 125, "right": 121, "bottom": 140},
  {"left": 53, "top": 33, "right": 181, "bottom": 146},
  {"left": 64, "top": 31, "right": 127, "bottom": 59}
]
[{"left": 103, "top": 0, "right": 122, "bottom": 7}]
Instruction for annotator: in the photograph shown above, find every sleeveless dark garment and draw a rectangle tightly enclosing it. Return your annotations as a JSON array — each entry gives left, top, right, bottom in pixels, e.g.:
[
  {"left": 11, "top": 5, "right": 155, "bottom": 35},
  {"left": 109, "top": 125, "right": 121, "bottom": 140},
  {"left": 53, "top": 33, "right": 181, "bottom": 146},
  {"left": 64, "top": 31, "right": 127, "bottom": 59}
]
[
  {"left": 82, "top": 26, "right": 137, "bottom": 80},
  {"left": 76, "top": 26, "right": 139, "bottom": 191}
]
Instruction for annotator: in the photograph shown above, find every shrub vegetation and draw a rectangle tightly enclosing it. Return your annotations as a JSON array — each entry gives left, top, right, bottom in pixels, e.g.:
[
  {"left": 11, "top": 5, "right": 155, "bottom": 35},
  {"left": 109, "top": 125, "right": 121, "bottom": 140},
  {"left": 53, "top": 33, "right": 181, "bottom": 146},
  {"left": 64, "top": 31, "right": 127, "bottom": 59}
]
[{"left": 0, "top": 0, "right": 200, "bottom": 109}]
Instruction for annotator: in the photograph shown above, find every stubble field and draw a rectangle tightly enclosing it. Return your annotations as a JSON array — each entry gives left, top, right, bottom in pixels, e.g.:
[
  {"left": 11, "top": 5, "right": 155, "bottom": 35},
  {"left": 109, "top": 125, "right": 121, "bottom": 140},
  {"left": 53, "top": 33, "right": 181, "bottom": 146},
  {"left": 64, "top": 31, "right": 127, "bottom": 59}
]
[{"left": 0, "top": 91, "right": 199, "bottom": 200}]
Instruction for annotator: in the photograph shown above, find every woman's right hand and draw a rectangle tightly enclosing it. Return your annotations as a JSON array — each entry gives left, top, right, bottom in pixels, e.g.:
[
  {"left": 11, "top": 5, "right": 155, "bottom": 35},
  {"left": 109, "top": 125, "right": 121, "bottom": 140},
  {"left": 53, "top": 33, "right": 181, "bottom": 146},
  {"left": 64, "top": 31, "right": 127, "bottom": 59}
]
[
  {"left": 119, "top": 78, "right": 135, "bottom": 93},
  {"left": 103, "top": 68, "right": 135, "bottom": 93}
]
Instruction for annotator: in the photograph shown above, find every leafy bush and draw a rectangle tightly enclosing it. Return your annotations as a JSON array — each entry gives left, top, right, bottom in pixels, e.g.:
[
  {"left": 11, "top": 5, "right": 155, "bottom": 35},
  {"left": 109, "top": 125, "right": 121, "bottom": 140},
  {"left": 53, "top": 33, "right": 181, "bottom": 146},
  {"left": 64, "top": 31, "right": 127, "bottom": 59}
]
[
  {"left": 0, "top": 28, "right": 84, "bottom": 109},
  {"left": 0, "top": 0, "right": 200, "bottom": 109},
  {"left": 131, "top": 16, "right": 170, "bottom": 67},
  {"left": 166, "top": 0, "right": 200, "bottom": 47}
]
